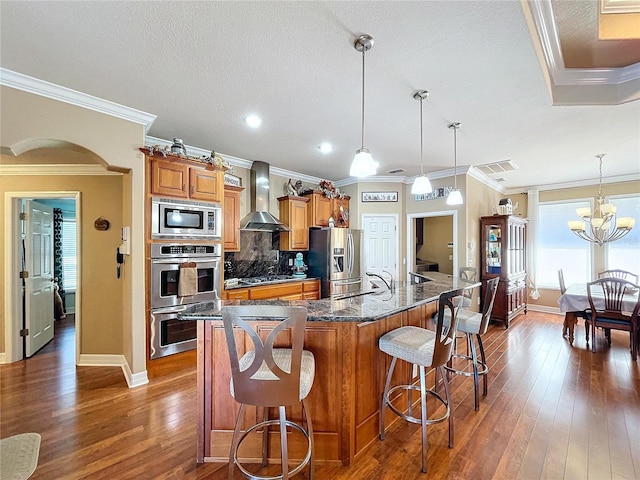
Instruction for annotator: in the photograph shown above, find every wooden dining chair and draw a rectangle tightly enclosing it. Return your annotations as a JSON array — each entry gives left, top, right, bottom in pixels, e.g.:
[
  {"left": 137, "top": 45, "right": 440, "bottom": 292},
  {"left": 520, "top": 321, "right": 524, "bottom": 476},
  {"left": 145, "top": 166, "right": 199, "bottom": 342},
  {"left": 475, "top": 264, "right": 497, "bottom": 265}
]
[
  {"left": 598, "top": 269, "right": 639, "bottom": 284},
  {"left": 586, "top": 278, "right": 640, "bottom": 361}
]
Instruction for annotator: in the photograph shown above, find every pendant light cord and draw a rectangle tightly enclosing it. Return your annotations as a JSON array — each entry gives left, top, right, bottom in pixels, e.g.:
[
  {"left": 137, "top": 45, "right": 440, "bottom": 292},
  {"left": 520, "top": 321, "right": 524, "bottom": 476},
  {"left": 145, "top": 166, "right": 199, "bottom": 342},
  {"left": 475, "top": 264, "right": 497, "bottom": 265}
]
[
  {"left": 419, "top": 97, "right": 424, "bottom": 175},
  {"left": 361, "top": 48, "right": 366, "bottom": 149},
  {"left": 453, "top": 125, "right": 457, "bottom": 188}
]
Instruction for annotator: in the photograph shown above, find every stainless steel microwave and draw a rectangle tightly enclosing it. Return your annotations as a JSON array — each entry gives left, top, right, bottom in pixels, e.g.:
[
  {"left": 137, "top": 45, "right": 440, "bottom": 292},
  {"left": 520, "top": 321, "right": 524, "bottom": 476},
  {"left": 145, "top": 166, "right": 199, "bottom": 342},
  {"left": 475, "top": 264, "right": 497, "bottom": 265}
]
[{"left": 151, "top": 198, "right": 221, "bottom": 239}]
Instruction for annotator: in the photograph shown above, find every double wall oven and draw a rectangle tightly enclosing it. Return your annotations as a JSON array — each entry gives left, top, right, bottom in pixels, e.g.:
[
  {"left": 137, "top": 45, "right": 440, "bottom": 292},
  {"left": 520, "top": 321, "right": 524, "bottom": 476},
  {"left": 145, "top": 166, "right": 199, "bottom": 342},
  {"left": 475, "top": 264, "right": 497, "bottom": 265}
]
[{"left": 149, "top": 243, "right": 221, "bottom": 359}]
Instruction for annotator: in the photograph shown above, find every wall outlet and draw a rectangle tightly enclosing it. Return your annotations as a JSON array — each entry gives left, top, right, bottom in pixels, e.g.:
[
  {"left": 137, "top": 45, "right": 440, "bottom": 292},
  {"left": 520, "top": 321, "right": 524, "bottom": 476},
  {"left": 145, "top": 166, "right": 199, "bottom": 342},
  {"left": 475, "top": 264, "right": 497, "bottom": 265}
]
[
  {"left": 448, "top": 255, "right": 453, "bottom": 261},
  {"left": 288, "top": 259, "right": 294, "bottom": 266}
]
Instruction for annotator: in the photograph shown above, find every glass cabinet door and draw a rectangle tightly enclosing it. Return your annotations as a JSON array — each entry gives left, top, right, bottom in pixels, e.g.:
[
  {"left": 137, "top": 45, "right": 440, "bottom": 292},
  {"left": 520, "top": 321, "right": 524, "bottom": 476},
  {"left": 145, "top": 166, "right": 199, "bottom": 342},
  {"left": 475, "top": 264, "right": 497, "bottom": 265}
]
[{"left": 484, "top": 223, "right": 502, "bottom": 275}]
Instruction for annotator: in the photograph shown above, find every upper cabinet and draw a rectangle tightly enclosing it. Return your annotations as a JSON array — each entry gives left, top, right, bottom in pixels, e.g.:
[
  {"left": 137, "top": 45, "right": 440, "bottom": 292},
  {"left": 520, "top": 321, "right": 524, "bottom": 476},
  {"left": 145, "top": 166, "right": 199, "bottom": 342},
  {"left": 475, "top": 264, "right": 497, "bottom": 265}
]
[
  {"left": 223, "top": 185, "right": 244, "bottom": 252},
  {"left": 150, "top": 158, "right": 223, "bottom": 203},
  {"left": 278, "top": 195, "right": 310, "bottom": 251},
  {"left": 332, "top": 196, "right": 350, "bottom": 228},
  {"left": 303, "top": 191, "right": 332, "bottom": 228}
]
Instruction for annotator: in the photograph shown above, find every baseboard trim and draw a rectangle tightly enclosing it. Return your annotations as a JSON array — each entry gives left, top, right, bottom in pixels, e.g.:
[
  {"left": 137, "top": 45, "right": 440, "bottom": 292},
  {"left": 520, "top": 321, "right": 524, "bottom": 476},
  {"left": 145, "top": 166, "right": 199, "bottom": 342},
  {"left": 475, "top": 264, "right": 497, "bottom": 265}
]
[
  {"left": 527, "top": 304, "right": 561, "bottom": 314},
  {"left": 78, "top": 354, "right": 149, "bottom": 388}
]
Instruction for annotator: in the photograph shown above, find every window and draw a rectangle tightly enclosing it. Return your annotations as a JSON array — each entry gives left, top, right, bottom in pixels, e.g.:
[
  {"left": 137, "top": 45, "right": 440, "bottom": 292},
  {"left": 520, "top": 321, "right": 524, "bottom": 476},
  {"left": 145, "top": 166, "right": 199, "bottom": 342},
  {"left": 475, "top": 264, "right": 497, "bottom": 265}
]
[
  {"left": 62, "top": 220, "right": 77, "bottom": 291},
  {"left": 537, "top": 200, "right": 592, "bottom": 288},
  {"left": 606, "top": 195, "right": 640, "bottom": 277}
]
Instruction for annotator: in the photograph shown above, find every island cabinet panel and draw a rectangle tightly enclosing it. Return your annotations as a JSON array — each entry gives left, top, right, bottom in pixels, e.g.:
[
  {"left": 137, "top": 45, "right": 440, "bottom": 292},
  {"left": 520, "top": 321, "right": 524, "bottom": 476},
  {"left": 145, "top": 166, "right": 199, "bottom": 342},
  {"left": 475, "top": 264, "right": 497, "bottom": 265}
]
[{"left": 202, "top": 321, "right": 344, "bottom": 464}]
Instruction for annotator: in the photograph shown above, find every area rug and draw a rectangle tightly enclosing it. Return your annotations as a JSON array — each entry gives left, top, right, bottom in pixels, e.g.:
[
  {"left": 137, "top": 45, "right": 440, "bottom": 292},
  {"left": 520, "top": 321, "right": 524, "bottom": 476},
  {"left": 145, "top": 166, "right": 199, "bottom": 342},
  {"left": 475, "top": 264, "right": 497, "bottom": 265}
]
[{"left": 0, "top": 433, "right": 41, "bottom": 480}]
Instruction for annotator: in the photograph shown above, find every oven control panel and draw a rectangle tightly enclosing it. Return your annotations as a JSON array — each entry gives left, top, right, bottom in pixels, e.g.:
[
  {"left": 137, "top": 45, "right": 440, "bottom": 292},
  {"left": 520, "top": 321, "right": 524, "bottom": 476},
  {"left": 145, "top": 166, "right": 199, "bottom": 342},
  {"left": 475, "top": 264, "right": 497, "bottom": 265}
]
[{"left": 151, "top": 243, "right": 221, "bottom": 258}]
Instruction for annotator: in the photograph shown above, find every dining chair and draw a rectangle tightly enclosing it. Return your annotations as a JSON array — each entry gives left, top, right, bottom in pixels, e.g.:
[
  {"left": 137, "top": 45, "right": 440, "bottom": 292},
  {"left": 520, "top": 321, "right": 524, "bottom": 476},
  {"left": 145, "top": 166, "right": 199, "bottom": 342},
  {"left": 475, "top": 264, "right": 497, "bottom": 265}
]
[
  {"left": 456, "top": 267, "right": 477, "bottom": 308},
  {"left": 443, "top": 276, "right": 500, "bottom": 411},
  {"left": 378, "top": 285, "right": 472, "bottom": 473},
  {"left": 598, "top": 269, "right": 639, "bottom": 284},
  {"left": 222, "top": 305, "right": 315, "bottom": 480},
  {"left": 585, "top": 278, "right": 640, "bottom": 361}
]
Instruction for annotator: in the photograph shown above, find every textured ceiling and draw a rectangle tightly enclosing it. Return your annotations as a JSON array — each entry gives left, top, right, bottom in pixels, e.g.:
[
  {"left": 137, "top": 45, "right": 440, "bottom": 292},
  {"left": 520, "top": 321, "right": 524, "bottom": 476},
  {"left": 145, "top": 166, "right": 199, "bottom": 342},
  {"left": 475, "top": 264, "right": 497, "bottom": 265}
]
[{"left": 0, "top": 1, "right": 638, "bottom": 191}]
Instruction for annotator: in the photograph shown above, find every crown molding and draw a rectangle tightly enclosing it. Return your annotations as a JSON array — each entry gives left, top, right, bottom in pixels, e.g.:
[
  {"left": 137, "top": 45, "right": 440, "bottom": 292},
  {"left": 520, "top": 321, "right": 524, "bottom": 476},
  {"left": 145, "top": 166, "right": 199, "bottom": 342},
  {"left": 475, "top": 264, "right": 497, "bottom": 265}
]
[
  {"left": 0, "top": 164, "right": 121, "bottom": 176},
  {"left": 467, "top": 166, "right": 507, "bottom": 193},
  {"left": 522, "top": 0, "right": 640, "bottom": 105},
  {"left": 1, "top": 68, "right": 157, "bottom": 131},
  {"left": 504, "top": 172, "right": 640, "bottom": 194}
]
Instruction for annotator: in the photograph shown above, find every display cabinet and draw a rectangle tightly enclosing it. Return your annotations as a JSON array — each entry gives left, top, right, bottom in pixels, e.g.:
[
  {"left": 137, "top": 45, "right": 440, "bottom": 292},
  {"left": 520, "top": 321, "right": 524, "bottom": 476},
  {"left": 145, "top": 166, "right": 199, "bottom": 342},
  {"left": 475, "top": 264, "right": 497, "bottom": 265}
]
[{"left": 480, "top": 215, "right": 527, "bottom": 328}]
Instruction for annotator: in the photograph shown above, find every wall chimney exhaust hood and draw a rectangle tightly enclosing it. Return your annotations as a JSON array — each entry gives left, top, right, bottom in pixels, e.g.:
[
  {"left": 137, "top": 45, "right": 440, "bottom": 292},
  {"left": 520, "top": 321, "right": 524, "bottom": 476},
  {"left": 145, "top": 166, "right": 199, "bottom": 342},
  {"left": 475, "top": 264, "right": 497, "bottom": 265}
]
[{"left": 240, "top": 161, "right": 290, "bottom": 232}]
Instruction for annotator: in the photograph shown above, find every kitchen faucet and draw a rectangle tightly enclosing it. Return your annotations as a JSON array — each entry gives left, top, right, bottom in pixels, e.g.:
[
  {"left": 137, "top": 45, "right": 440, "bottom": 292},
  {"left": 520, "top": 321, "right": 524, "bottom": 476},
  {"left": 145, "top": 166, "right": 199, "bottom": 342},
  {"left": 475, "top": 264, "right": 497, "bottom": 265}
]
[{"left": 366, "top": 271, "right": 394, "bottom": 292}]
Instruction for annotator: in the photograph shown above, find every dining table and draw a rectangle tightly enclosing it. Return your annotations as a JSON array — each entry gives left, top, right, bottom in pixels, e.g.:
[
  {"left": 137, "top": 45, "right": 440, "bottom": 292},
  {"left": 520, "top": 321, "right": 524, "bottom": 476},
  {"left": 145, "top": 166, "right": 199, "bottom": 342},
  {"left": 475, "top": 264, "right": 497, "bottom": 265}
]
[{"left": 558, "top": 283, "right": 640, "bottom": 345}]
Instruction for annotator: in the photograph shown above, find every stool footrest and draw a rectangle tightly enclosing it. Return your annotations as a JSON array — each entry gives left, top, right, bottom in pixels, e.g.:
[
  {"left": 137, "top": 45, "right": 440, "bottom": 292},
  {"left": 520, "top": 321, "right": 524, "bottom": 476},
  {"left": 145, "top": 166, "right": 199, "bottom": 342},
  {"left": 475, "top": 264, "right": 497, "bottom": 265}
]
[
  {"left": 234, "top": 418, "right": 312, "bottom": 480},
  {"left": 384, "top": 384, "right": 450, "bottom": 425},
  {"left": 443, "top": 353, "right": 488, "bottom": 378}
]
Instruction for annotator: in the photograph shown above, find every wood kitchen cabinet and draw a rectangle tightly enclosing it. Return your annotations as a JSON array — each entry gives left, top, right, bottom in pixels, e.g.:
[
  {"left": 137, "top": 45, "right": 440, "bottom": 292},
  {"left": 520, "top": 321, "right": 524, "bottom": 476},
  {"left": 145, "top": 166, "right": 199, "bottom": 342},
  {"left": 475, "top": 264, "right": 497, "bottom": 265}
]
[
  {"left": 303, "top": 191, "right": 332, "bottom": 227},
  {"left": 278, "top": 195, "right": 310, "bottom": 251},
  {"left": 223, "top": 185, "right": 243, "bottom": 252},
  {"left": 222, "top": 279, "right": 320, "bottom": 301},
  {"left": 332, "top": 196, "right": 350, "bottom": 228},
  {"left": 480, "top": 214, "right": 528, "bottom": 328},
  {"left": 150, "top": 158, "right": 223, "bottom": 203}
]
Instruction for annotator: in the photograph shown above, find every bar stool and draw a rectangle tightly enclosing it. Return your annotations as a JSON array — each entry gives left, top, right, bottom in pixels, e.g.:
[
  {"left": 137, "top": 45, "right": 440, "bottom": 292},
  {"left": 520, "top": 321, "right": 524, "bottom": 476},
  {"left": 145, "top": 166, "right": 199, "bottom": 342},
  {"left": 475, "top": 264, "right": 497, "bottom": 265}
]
[
  {"left": 443, "top": 276, "right": 499, "bottom": 411},
  {"left": 379, "top": 286, "right": 469, "bottom": 473},
  {"left": 221, "top": 305, "right": 315, "bottom": 480}
]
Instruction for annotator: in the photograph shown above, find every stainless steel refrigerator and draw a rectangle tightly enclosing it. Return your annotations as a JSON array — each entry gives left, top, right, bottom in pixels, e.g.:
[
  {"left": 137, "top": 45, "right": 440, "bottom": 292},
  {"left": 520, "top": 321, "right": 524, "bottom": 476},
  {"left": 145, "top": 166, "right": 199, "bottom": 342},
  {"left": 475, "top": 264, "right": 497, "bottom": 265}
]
[{"left": 308, "top": 228, "right": 362, "bottom": 298}]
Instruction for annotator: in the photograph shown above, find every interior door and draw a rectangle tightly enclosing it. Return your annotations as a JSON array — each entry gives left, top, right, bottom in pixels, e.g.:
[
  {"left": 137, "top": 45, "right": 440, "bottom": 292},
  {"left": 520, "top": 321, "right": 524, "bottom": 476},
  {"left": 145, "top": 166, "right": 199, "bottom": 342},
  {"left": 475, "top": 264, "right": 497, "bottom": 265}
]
[
  {"left": 25, "top": 200, "right": 55, "bottom": 357},
  {"left": 363, "top": 215, "right": 398, "bottom": 282}
]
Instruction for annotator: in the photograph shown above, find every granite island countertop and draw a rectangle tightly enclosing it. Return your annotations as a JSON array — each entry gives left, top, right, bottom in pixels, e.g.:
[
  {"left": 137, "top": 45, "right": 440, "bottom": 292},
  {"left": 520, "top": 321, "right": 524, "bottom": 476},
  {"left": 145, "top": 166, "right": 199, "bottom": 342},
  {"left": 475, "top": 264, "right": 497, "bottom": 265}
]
[{"left": 180, "top": 272, "right": 478, "bottom": 323}]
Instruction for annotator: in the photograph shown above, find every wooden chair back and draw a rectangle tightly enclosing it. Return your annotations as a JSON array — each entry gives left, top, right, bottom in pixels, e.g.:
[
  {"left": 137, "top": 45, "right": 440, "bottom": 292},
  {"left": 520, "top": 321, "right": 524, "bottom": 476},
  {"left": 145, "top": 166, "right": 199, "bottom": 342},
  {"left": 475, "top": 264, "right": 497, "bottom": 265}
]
[
  {"left": 587, "top": 278, "right": 640, "bottom": 360},
  {"left": 597, "top": 269, "right": 639, "bottom": 284},
  {"left": 221, "top": 305, "right": 308, "bottom": 407}
]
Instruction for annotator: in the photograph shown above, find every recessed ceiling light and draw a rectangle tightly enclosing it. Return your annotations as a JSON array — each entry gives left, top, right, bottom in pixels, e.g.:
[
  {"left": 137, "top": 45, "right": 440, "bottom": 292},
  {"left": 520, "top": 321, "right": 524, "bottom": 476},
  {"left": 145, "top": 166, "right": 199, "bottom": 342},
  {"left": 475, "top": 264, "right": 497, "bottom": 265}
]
[
  {"left": 318, "top": 143, "right": 333, "bottom": 154},
  {"left": 244, "top": 114, "right": 262, "bottom": 128}
]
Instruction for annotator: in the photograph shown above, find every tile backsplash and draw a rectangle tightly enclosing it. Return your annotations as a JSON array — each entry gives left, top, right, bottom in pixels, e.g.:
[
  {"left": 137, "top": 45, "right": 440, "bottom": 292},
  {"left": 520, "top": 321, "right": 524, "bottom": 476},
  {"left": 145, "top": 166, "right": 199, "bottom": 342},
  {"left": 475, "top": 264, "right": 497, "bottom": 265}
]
[{"left": 223, "top": 230, "right": 307, "bottom": 279}]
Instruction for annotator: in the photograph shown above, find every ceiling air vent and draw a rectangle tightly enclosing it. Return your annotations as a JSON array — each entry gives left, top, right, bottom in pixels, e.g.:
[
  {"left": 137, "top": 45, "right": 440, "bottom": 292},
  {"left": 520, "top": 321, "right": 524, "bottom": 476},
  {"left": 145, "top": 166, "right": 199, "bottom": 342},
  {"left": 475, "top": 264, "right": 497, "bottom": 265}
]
[
  {"left": 387, "top": 168, "right": 406, "bottom": 174},
  {"left": 475, "top": 159, "right": 518, "bottom": 175}
]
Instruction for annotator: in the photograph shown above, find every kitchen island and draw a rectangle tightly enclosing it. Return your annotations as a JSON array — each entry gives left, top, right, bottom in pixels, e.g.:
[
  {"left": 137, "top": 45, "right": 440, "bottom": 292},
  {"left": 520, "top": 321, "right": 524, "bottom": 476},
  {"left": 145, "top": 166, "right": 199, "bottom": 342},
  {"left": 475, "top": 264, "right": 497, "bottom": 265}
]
[{"left": 180, "top": 272, "right": 476, "bottom": 466}]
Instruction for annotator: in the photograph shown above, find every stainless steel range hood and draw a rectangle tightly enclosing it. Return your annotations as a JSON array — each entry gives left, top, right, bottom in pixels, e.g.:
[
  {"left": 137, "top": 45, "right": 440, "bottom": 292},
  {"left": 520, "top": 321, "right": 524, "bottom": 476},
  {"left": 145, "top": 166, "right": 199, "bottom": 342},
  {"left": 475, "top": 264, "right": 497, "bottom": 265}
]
[{"left": 240, "top": 161, "right": 290, "bottom": 232}]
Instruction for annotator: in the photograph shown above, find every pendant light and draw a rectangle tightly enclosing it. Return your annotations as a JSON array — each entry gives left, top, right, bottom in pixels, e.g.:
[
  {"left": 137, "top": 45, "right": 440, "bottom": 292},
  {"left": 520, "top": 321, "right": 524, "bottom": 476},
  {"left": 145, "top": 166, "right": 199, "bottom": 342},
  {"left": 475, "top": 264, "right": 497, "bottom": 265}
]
[
  {"left": 447, "top": 122, "right": 463, "bottom": 205},
  {"left": 411, "top": 90, "right": 432, "bottom": 195},
  {"left": 350, "top": 34, "right": 378, "bottom": 178}
]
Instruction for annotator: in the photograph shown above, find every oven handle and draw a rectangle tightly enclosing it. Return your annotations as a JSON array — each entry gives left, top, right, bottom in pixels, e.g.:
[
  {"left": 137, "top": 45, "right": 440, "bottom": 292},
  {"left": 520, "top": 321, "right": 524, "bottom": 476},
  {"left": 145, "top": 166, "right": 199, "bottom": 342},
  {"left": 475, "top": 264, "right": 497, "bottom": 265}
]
[{"left": 151, "top": 257, "right": 220, "bottom": 264}]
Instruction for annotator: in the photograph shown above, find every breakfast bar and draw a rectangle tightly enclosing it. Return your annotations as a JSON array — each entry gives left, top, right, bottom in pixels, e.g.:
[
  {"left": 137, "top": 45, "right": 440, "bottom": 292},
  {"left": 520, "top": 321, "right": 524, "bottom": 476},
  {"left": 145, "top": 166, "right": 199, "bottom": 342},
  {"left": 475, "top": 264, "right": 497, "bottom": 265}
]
[{"left": 179, "top": 272, "right": 475, "bottom": 466}]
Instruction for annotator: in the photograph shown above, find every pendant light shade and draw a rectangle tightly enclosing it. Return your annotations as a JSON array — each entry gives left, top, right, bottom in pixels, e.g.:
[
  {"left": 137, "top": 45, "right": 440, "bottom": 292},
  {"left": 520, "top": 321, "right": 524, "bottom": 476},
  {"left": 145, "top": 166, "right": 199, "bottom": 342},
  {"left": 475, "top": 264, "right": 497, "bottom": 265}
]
[
  {"left": 411, "top": 90, "right": 432, "bottom": 195},
  {"left": 446, "top": 122, "right": 463, "bottom": 205},
  {"left": 350, "top": 34, "right": 378, "bottom": 178}
]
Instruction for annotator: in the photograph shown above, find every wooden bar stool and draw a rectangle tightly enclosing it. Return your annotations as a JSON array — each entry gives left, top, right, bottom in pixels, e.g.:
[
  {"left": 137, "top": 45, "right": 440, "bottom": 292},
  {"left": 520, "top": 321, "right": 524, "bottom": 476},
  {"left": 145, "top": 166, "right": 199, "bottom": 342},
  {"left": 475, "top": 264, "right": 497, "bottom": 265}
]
[
  {"left": 222, "top": 305, "right": 315, "bottom": 480},
  {"left": 378, "top": 287, "right": 470, "bottom": 473}
]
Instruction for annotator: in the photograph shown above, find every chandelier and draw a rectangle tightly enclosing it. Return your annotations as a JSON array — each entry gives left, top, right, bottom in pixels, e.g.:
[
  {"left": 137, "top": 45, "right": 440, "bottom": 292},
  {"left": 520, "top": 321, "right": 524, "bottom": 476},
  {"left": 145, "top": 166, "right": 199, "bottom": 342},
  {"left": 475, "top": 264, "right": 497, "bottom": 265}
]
[{"left": 568, "top": 154, "right": 635, "bottom": 246}]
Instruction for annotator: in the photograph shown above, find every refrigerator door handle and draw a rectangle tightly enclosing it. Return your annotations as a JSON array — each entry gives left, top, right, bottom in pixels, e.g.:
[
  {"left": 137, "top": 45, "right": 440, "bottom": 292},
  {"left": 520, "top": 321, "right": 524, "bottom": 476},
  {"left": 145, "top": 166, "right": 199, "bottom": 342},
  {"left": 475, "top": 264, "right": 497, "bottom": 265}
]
[
  {"left": 333, "top": 279, "right": 362, "bottom": 286},
  {"left": 347, "top": 233, "right": 354, "bottom": 274}
]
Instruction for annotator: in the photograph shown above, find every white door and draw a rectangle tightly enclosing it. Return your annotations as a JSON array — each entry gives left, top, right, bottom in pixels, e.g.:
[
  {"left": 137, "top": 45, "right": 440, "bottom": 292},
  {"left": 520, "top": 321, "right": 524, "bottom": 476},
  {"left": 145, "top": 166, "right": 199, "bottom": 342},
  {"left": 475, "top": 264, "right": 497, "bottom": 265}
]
[
  {"left": 25, "top": 200, "right": 55, "bottom": 357},
  {"left": 362, "top": 215, "right": 398, "bottom": 283}
]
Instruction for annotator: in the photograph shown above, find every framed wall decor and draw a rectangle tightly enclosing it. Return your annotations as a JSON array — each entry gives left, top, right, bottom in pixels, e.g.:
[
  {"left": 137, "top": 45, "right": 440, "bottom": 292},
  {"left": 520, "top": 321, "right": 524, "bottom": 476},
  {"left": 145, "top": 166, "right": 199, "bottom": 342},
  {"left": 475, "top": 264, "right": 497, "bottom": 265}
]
[
  {"left": 414, "top": 186, "right": 453, "bottom": 201},
  {"left": 362, "top": 191, "right": 398, "bottom": 202}
]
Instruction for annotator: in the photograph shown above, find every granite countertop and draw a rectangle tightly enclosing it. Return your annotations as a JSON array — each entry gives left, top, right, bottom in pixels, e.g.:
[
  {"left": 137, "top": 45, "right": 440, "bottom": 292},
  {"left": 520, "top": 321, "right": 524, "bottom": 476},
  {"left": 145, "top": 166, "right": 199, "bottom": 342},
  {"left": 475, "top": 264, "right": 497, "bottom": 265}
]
[{"left": 180, "top": 272, "right": 478, "bottom": 323}]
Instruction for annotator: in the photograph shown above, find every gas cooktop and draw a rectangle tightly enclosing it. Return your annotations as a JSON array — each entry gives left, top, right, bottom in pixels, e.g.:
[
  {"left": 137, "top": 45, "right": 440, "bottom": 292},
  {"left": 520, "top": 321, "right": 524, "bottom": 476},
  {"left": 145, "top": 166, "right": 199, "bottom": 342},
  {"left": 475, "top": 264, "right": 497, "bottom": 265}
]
[{"left": 239, "top": 275, "right": 296, "bottom": 285}]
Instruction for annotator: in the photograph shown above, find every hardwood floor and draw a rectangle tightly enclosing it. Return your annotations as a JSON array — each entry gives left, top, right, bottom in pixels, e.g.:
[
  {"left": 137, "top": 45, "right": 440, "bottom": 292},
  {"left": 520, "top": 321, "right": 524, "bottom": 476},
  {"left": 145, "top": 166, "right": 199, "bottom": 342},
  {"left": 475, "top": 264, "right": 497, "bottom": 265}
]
[{"left": 1, "top": 312, "right": 638, "bottom": 479}]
